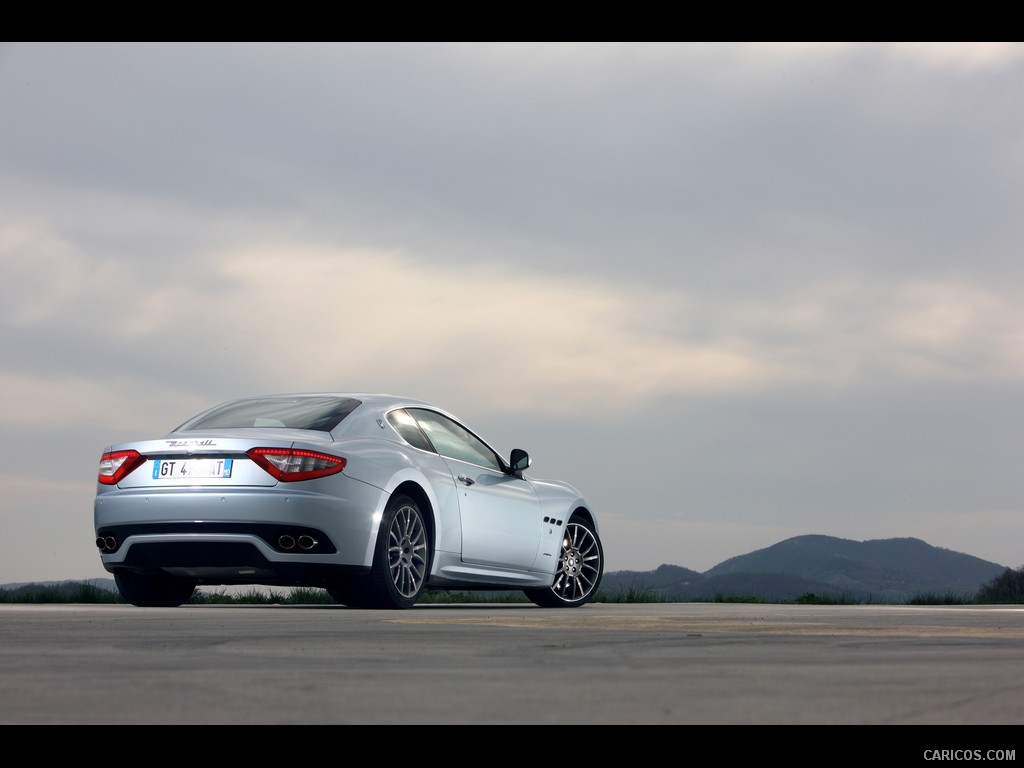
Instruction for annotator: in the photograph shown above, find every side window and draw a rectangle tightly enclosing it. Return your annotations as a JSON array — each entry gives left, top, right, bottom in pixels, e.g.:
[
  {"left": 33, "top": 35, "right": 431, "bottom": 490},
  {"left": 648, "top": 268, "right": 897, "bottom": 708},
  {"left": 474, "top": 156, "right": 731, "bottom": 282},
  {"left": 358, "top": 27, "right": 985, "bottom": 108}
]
[
  {"left": 409, "top": 409, "right": 503, "bottom": 472},
  {"left": 386, "top": 409, "right": 434, "bottom": 453}
]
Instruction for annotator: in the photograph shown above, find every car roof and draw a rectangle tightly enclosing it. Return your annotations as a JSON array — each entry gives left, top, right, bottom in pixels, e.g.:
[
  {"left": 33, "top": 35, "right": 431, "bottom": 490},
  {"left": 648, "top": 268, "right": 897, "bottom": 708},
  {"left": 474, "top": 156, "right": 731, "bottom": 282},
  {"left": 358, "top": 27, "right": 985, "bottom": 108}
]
[
  {"left": 174, "top": 392, "right": 466, "bottom": 439},
  {"left": 232, "top": 392, "right": 461, "bottom": 423},
  {"left": 238, "top": 392, "right": 436, "bottom": 409},
  {"left": 221, "top": 392, "right": 424, "bottom": 404}
]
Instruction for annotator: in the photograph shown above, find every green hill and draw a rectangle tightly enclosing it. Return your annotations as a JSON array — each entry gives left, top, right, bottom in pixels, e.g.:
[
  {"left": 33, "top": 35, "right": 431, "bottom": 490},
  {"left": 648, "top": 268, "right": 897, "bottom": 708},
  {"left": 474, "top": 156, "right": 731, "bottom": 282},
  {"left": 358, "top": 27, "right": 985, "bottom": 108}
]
[{"left": 598, "top": 535, "right": 1009, "bottom": 603}]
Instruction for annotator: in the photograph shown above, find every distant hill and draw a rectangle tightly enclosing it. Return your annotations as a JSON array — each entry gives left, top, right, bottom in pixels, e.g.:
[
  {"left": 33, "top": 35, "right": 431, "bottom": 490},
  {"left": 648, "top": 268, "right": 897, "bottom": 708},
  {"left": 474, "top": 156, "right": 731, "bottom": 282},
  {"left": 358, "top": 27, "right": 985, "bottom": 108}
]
[{"left": 599, "top": 535, "right": 1009, "bottom": 603}]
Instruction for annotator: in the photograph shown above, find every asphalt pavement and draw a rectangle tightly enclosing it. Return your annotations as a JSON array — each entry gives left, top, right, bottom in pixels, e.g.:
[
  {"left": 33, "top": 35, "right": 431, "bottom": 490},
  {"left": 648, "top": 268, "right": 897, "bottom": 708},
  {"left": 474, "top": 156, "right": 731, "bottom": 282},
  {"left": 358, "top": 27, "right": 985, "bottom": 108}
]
[{"left": 1, "top": 602, "right": 1022, "bottom": 731}]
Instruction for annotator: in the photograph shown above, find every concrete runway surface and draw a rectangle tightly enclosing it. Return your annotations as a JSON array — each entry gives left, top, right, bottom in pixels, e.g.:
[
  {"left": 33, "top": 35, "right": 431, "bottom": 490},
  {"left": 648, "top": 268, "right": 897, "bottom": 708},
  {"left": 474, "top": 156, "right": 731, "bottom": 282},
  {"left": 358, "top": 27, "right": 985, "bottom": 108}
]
[{"left": 1, "top": 602, "right": 1022, "bottom": 728}]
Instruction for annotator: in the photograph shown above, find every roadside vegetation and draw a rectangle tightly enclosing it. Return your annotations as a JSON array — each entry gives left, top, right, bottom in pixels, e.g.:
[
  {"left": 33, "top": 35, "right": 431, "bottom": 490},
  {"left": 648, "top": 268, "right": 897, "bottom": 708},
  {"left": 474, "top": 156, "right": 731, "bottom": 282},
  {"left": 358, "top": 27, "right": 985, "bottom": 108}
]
[{"left": 2, "top": 566, "right": 1022, "bottom": 605}]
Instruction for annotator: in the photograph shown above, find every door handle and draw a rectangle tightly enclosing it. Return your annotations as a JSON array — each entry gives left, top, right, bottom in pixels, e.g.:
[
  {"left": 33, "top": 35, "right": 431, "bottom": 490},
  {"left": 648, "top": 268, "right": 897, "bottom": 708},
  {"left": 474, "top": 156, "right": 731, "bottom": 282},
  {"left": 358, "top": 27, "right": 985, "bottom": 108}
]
[{"left": 458, "top": 475, "right": 475, "bottom": 486}]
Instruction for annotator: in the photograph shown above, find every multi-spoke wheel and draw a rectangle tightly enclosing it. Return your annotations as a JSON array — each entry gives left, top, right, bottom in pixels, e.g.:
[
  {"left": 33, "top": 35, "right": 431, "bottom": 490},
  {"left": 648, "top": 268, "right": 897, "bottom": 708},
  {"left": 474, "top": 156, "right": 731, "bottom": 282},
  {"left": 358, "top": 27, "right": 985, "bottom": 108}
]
[
  {"left": 524, "top": 514, "right": 604, "bottom": 608},
  {"left": 362, "top": 493, "right": 430, "bottom": 609}
]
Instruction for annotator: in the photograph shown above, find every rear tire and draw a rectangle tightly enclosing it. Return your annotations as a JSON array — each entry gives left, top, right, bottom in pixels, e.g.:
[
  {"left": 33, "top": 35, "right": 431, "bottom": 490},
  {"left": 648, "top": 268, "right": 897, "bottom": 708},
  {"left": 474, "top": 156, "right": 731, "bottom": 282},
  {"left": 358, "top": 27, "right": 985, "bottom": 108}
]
[
  {"left": 114, "top": 570, "right": 196, "bottom": 607},
  {"left": 524, "top": 515, "right": 604, "bottom": 608},
  {"left": 361, "top": 493, "right": 430, "bottom": 609},
  {"left": 326, "top": 576, "right": 369, "bottom": 608}
]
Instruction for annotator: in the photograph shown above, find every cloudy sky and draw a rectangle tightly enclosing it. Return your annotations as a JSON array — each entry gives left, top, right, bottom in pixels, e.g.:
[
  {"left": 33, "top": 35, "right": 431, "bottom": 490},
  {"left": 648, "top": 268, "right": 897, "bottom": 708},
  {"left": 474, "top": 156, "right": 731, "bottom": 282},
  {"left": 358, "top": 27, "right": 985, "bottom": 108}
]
[{"left": 2, "top": 42, "right": 1022, "bottom": 585}]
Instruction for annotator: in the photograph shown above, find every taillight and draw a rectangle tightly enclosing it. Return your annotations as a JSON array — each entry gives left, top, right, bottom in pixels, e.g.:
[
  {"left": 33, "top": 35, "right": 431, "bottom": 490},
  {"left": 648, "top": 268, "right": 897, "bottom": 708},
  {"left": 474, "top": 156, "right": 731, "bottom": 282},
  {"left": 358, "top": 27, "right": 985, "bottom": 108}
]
[
  {"left": 246, "top": 448, "right": 346, "bottom": 482},
  {"left": 98, "top": 449, "right": 146, "bottom": 485}
]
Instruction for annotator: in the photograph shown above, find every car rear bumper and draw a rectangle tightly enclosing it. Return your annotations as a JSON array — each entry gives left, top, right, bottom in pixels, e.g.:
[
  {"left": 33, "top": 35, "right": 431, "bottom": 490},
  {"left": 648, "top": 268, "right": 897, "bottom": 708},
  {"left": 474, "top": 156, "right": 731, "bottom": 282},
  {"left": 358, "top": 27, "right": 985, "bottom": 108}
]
[{"left": 94, "top": 482, "right": 385, "bottom": 572}]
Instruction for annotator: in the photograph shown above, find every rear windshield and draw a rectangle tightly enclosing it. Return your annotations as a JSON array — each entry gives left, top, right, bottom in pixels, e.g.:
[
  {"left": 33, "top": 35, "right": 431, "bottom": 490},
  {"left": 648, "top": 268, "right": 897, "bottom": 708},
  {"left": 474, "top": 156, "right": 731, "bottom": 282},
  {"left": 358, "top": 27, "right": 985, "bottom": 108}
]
[{"left": 175, "top": 397, "right": 361, "bottom": 432}]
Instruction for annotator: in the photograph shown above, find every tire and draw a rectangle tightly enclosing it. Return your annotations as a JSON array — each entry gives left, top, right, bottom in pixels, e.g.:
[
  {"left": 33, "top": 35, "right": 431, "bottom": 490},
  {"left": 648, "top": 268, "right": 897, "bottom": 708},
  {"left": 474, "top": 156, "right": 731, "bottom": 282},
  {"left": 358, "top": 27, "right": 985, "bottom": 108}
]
[
  {"left": 326, "top": 577, "right": 370, "bottom": 608},
  {"left": 114, "top": 570, "right": 196, "bottom": 607},
  {"left": 524, "top": 515, "right": 604, "bottom": 608},
  {"left": 361, "top": 493, "right": 430, "bottom": 609}
]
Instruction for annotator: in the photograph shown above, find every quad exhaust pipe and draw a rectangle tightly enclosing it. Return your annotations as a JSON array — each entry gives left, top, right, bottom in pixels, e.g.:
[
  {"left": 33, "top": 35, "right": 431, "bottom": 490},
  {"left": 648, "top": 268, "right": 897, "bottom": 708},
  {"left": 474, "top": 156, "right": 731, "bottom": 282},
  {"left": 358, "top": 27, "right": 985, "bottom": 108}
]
[{"left": 98, "top": 532, "right": 317, "bottom": 553}]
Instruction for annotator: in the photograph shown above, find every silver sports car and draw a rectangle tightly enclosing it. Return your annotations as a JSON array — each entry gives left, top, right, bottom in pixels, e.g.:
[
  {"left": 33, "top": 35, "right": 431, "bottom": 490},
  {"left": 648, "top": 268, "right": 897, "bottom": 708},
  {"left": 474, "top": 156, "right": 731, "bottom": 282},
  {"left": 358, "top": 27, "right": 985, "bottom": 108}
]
[{"left": 94, "top": 393, "right": 604, "bottom": 609}]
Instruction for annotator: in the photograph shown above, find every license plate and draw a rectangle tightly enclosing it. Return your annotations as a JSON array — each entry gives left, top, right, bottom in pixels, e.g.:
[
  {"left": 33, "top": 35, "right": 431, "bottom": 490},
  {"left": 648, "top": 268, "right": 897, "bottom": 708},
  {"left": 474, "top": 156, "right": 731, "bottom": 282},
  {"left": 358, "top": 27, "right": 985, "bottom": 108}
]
[{"left": 152, "top": 458, "right": 233, "bottom": 479}]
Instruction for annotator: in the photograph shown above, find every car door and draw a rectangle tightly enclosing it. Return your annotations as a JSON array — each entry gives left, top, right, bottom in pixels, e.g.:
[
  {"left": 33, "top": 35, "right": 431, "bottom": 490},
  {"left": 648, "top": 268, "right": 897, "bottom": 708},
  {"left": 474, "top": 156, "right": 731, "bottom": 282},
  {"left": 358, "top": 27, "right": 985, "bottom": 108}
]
[{"left": 407, "top": 408, "right": 544, "bottom": 570}]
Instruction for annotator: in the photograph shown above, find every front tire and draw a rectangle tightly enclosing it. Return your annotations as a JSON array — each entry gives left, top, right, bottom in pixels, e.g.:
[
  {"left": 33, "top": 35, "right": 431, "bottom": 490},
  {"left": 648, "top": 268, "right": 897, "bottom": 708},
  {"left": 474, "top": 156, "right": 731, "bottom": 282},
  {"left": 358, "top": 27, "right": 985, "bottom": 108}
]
[
  {"left": 360, "top": 493, "right": 430, "bottom": 609},
  {"left": 114, "top": 570, "right": 196, "bottom": 607},
  {"left": 525, "top": 515, "right": 604, "bottom": 608}
]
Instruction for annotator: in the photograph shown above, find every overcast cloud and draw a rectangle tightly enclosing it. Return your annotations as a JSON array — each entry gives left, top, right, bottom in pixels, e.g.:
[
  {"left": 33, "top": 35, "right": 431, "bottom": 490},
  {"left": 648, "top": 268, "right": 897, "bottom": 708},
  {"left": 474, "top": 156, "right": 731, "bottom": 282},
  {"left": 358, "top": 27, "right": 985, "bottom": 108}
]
[{"left": 2, "top": 42, "right": 1022, "bottom": 584}]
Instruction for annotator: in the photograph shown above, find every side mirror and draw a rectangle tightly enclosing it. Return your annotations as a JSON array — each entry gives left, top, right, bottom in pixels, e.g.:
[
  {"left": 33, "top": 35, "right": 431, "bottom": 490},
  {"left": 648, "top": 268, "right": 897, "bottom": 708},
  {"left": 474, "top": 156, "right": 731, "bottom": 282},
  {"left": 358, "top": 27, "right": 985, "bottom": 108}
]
[{"left": 509, "top": 448, "right": 531, "bottom": 474}]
